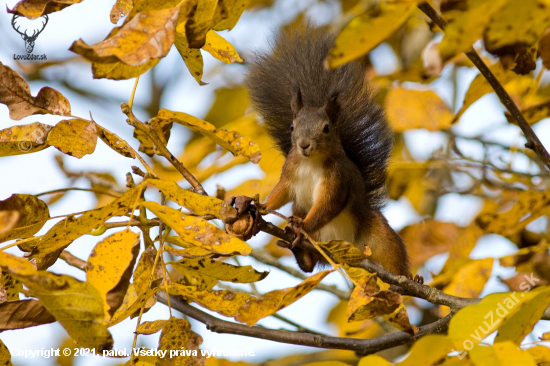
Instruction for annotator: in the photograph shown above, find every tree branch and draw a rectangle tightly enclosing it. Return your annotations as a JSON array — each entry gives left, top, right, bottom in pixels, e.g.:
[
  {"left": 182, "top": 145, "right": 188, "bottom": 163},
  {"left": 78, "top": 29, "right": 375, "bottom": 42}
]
[
  {"left": 120, "top": 103, "right": 207, "bottom": 195},
  {"left": 156, "top": 290, "right": 451, "bottom": 355},
  {"left": 417, "top": 1, "right": 550, "bottom": 170}
]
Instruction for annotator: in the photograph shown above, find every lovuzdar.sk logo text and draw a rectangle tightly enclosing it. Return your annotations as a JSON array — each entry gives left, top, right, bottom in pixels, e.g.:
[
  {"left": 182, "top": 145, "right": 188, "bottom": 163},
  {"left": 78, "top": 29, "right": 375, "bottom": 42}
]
[{"left": 12, "top": 14, "right": 48, "bottom": 61}]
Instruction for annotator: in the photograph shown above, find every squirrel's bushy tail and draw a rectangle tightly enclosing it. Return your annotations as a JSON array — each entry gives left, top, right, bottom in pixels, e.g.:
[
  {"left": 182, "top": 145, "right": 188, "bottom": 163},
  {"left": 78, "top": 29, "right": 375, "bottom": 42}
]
[{"left": 245, "top": 25, "right": 393, "bottom": 210}]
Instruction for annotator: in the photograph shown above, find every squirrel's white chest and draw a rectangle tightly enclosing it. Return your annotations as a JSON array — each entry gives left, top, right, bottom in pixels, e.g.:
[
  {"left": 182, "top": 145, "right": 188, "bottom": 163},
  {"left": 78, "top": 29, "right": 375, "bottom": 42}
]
[
  {"left": 291, "top": 159, "right": 357, "bottom": 244},
  {"left": 292, "top": 160, "right": 324, "bottom": 210}
]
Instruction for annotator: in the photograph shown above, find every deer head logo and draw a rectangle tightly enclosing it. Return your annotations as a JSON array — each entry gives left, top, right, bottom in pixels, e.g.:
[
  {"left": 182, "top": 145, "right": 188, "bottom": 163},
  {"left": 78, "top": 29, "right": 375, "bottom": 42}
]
[{"left": 11, "top": 14, "right": 48, "bottom": 54}]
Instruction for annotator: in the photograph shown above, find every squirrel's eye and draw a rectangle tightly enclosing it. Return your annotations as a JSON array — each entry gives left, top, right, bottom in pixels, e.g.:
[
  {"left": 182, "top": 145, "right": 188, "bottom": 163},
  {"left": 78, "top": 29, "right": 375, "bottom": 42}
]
[
  {"left": 290, "top": 123, "right": 294, "bottom": 131},
  {"left": 323, "top": 124, "right": 329, "bottom": 133}
]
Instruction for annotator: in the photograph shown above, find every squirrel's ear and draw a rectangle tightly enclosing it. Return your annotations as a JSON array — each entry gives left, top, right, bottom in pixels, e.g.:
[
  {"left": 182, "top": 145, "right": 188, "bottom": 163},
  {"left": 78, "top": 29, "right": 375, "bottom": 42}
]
[
  {"left": 325, "top": 91, "right": 340, "bottom": 124},
  {"left": 291, "top": 83, "right": 303, "bottom": 117}
]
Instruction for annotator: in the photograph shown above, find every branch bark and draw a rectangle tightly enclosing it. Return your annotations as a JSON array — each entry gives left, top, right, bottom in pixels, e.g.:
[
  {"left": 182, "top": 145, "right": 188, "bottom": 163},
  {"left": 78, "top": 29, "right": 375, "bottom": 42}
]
[
  {"left": 156, "top": 290, "right": 451, "bottom": 356},
  {"left": 417, "top": 1, "right": 550, "bottom": 170}
]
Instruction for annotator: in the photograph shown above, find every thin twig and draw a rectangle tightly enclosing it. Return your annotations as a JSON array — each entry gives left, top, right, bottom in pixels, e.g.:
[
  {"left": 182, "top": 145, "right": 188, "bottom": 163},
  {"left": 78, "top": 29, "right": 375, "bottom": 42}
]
[
  {"left": 34, "top": 187, "right": 120, "bottom": 198},
  {"left": 249, "top": 249, "right": 350, "bottom": 300},
  {"left": 120, "top": 103, "right": 206, "bottom": 195},
  {"left": 417, "top": 1, "right": 550, "bottom": 170},
  {"left": 59, "top": 250, "right": 91, "bottom": 271}
]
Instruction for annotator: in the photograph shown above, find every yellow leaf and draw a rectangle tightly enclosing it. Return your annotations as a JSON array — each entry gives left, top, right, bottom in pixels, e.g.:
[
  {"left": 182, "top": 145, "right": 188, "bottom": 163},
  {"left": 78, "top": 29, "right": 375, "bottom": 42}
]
[
  {"left": 347, "top": 273, "right": 402, "bottom": 322},
  {"left": 0, "top": 299, "right": 55, "bottom": 330},
  {"left": 46, "top": 118, "right": 97, "bottom": 159},
  {"left": 170, "top": 284, "right": 254, "bottom": 317},
  {"left": 203, "top": 86, "right": 249, "bottom": 127},
  {"left": 454, "top": 61, "right": 517, "bottom": 122},
  {"left": 173, "top": 261, "right": 218, "bottom": 290},
  {"left": 18, "top": 183, "right": 143, "bottom": 268},
  {"left": 147, "top": 179, "right": 237, "bottom": 221},
  {"left": 169, "top": 257, "right": 268, "bottom": 284},
  {"left": 319, "top": 240, "right": 367, "bottom": 266},
  {"left": 358, "top": 355, "right": 391, "bottom": 366},
  {"left": 87, "top": 229, "right": 140, "bottom": 319},
  {"left": 133, "top": 247, "right": 163, "bottom": 294},
  {"left": 158, "top": 109, "right": 262, "bottom": 163},
  {"left": 184, "top": 0, "right": 217, "bottom": 48},
  {"left": 136, "top": 320, "right": 167, "bottom": 335},
  {"left": 0, "top": 122, "right": 53, "bottom": 157},
  {"left": 0, "top": 269, "right": 22, "bottom": 302},
  {"left": 302, "top": 362, "right": 352, "bottom": 366},
  {"left": 438, "top": 0, "right": 508, "bottom": 62},
  {"left": 8, "top": 0, "right": 83, "bottom": 19},
  {"left": 484, "top": 0, "right": 550, "bottom": 55},
  {"left": 110, "top": 0, "right": 133, "bottom": 23},
  {"left": 213, "top": 0, "right": 249, "bottom": 31},
  {"left": 440, "top": 224, "right": 483, "bottom": 275},
  {"left": 395, "top": 335, "right": 454, "bottom": 366},
  {"left": 505, "top": 98, "right": 550, "bottom": 125},
  {"left": 526, "top": 345, "right": 550, "bottom": 364},
  {"left": 141, "top": 201, "right": 252, "bottom": 255},
  {"left": 235, "top": 270, "right": 333, "bottom": 325},
  {"left": 0, "top": 252, "right": 113, "bottom": 350},
  {"left": 109, "top": 286, "right": 158, "bottom": 326},
  {"left": 327, "top": 300, "right": 382, "bottom": 339},
  {"left": 96, "top": 124, "right": 136, "bottom": 158},
  {"left": 69, "top": 7, "right": 179, "bottom": 66},
  {"left": 475, "top": 190, "right": 550, "bottom": 236},
  {"left": 0, "top": 340, "right": 13, "bottom": 366},
  {"left": 91, "top": 58, "right": 159, "bottom": 80},
  {"left": 327, "top": 2, "right": 415, "bottom": 68},
  {"left": 382, "top": 304, "right": 418, "bottom": 335},
  {"left": 158, "top": 317, "right": 205, "bottom": 366},
  {"left": 175, "top": 17, "right": 207, "bottom": 85},
  {"left": 468, "top": 342, "right": 537, "bottom": 366},
  {"left": 164, "top": 242, "right": 215, "bottom": 258},
  {"left": 0, "top": 194, "right": 49, "bottom": 243},
  {"left": 385, "top": 87, "right": 453, "bottom": 132},
  {"left": 0, "top": 62, "right": 71, "bottom": 120},
  {"left": 440, "top": 258, "right": 493, "bottom": 316},
  {"left": 449, "top": 287, "right": 550, "bottom": 349},
  {"left": 203, "top": 30, "right": 244, "bottom": 64},
  {"left": 133, "top": 117, "right": 173, "bottom": 157}
]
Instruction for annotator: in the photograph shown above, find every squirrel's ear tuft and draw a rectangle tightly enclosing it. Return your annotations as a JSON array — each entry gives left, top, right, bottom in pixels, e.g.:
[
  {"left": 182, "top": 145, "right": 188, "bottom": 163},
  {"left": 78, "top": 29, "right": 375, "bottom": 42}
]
[
  {"left": 325, "top": 91, "right": 340, "bottom": 124},
  {"left": 291, "top": 82, "right": 303, "bottom": 117}
]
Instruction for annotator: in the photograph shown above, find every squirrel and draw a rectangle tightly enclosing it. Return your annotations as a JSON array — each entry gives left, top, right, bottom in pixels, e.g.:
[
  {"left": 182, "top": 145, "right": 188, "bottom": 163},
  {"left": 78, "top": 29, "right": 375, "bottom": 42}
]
[{"left": 245, "top": 26, "right": 416, "bottom": 279}]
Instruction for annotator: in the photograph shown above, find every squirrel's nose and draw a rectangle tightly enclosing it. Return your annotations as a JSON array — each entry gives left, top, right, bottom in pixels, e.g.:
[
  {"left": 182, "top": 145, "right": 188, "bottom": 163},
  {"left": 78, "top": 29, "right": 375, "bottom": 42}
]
[{"left": 299, "top": 141, "right": 310, "bottom": 150}]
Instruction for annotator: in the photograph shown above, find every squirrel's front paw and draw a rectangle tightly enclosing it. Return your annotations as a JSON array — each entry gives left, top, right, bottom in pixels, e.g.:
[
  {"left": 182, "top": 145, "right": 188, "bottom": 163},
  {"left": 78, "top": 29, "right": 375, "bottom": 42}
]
[{"left": 288, "top": 215, "right": 304, "bottom": 228}]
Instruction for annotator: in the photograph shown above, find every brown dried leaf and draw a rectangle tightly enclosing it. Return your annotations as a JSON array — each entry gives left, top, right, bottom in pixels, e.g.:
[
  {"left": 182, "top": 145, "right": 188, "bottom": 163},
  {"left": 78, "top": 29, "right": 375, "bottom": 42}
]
[
  {"left": 0, "top": 122, "right": 53, "bottom": 157},
  {"left": 0, "top": 63, "right": 71, "bottom": 120},
  {"left": 0, "top": 299, "right": 55, "bottom": 330},
  {"left": 8, "top": 0, "right": 83, "bottom": 19},
  {"left": 46, "top": 118, "right": 98, "bottom": 159},
  {"left": 69, "top": 7, "right": 179, "bottom": 66},
  {"left": 347, "top": 273, "right": 402, "bottom": 322},
  {"left": 540, "top": 29, "right": 550, "bottom": 69},
  {"left": 505, "top": 98, "right": 550, "bottom": 125},
  {"left": 0, "top": 270, "right": 23, "bottom": 303},
  {"left": 0, "top": 194, "right": 50, "bottom": 243}
]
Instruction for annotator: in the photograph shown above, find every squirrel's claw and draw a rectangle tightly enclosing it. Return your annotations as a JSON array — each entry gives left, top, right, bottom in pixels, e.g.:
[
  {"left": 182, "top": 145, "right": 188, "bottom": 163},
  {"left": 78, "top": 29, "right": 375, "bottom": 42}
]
[
  {"left": 275, "top": 239, "right": 293, "bottom": 249},
  {"left": 406, "top": 273, "right": 424, "bottom": 284}
]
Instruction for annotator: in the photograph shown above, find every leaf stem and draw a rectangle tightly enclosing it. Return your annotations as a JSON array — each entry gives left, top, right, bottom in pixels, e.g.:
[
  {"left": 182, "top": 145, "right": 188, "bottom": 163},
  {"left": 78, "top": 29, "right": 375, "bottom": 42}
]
[{"left": 128, "top": 76, "right": 140, "bottom": 109}]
